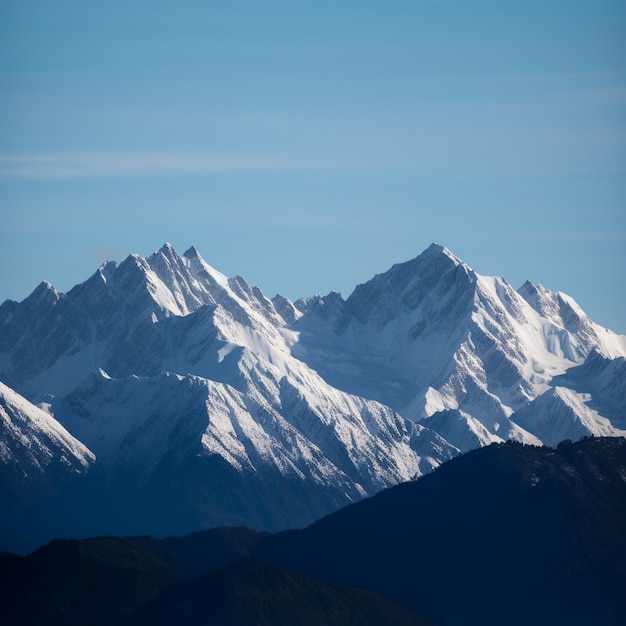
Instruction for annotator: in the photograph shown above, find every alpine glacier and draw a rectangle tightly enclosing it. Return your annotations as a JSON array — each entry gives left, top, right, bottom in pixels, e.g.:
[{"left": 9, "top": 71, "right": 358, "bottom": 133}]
[{"left": 0, "top": 242, "right": 624, "bottom": 547}]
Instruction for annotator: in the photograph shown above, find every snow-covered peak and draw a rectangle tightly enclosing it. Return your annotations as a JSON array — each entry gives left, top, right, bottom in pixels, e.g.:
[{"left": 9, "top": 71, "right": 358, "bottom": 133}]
[
  {"left": 341, "top": 244, "right": 475, "bottom": 331},
  {"left": 187, "top": 252, "right": 229, "bottom": 289},
  {"left": 4, "top": 244, "right": 626, "bottom": 449},
  {"left": 512, "top": 385, "right": 626, "bottom": 447},
  {"left": 0, "top": 380, "right": 94, "bottom": 488},
  {"left": 155, "top": 241, "right": 177, "bottom": 256},
  {"left": 106, "top": 242, "right": 230, "bottom": 318},
  {"left": 183, "top": 244, "right": 200, "bottom": 258},
  {"left": 421, "top": 242, "right": 465, "bottom": 266},
  {"left": 517, "top": 279, "right": 626, "bottom": 359},
  {"left": 2, "top": 242, "right": 626, "bottom": 545},
  {"left": 518, "top": 280, "right": 590, "bottom": 328},
  {"left": 292, "top": 244, "right": 626, "bottom": 441},
  {"left": 38, "top": 280, "right": 56, "bottom": 293},
  {"left": 23, "top": 280, "right": 61, "bottom": 306},
  {"left": 272, "top": 294, "right": 302, "bottom": 325},
  {"left": 518, "top": 280, "right": 570, "bottom": 321}
]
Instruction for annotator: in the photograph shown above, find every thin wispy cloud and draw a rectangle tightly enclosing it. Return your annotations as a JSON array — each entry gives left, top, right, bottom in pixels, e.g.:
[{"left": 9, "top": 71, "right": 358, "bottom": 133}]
[{"left": 0, "top": 152, "right": 305, "bottom": 180}]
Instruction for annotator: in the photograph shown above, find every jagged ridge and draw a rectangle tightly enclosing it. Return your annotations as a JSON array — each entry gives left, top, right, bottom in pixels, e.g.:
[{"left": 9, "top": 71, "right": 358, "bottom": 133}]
[{"left": 0, "top": 242, "right": 624, "bottom": 548}]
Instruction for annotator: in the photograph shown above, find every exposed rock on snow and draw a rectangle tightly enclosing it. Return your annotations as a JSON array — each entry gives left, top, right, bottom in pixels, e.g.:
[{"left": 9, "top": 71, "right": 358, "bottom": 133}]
[{"left": 0, "top": 242, "right": 624, "bottom": 545}]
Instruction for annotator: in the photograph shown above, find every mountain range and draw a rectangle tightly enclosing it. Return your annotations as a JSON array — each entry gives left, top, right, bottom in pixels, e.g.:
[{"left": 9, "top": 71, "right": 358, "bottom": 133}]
[{"left": 1, "top": 242, "right": 625, "bottom": 548}]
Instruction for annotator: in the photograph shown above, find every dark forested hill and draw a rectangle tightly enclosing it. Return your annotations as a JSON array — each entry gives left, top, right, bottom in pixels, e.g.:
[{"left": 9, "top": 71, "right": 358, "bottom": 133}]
[
  {"left": 260, "top": 437, "right": 626, "bottom": 626},
  {"left": 0, "top": 529, "right": 430, "bottom": 626},
  {"left": 1, "top": 438, "right": 625, "bottom": 626}
]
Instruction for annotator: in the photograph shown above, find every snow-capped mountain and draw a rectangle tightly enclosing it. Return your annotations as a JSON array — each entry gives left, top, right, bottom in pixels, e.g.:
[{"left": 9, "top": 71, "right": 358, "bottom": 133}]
[
  {"left": 0, "top": 242, "right": 624, "bottom": 546},
  {"left": 0, "top": 244, "right": 455, "bottom": 544},
  {"left": 292, "top": 244, "right": 626, "bottom": 450},
  {"left": 0, "top": 380, "right": 94, "bottom": 543}
]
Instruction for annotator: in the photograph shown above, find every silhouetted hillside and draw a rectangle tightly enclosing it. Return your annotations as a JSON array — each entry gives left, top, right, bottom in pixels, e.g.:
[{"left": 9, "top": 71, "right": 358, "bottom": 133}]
[
  {"left": 2, "top": 438, "right": 625, "bottom": 625},
  {"left": 125, "top": 556, "right": 432, "bottom": 626},
  {"left": 259, "top": 437, "right": 626, "bottom": 625},
  {"left": 0, "top": 527, "right": 263, "bottom": 626},
  {"left": 0, "top": 528, "right": 429, "bottom": 625}
]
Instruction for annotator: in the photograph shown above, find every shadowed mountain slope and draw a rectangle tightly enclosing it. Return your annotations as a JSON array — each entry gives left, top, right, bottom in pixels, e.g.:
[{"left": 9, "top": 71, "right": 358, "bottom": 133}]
[
  {"left": 1, "top": 438, "right": 624, "bottom": 626},
  {"left": 259, "top": 437, "right": 626, "bottom": 626}
]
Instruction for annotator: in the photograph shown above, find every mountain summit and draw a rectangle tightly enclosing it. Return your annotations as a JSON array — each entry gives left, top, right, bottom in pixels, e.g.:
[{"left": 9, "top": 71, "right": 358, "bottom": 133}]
[
  {"left": 1, "top": 243, "right": 624, "bottom": 548},
  {"left": 293, "top": 243, "right": 626, "bottom": 449}
]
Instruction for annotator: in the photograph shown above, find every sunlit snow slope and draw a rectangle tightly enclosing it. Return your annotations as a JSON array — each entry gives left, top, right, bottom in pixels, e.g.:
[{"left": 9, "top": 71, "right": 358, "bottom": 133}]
[
  {"left": 0, "top": 242, "right": 624, "bottom": 546},
  {"left": 292, "top": 244, "right": 626, "bottom": 450},
  {"left": 0, "top": 380, "right": 94, "bottom": 543}
]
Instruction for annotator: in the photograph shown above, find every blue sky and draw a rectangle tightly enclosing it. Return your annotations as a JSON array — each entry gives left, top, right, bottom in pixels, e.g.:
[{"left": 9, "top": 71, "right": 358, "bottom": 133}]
[{"left": 1, "top": 1, "right": 625, "bottom": 333}]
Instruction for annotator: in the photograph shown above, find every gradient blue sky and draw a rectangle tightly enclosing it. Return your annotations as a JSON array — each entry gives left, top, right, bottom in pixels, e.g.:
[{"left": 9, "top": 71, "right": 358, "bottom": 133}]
[{"left": 1, "top": 1, "right": 625, "bottom": 332}]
